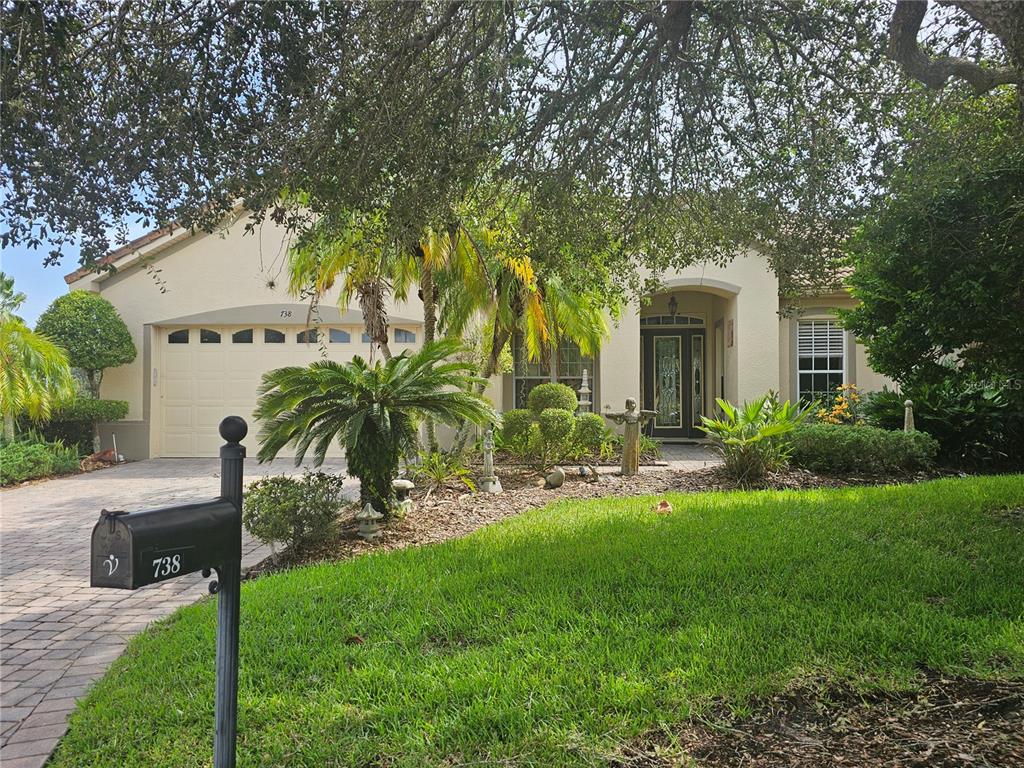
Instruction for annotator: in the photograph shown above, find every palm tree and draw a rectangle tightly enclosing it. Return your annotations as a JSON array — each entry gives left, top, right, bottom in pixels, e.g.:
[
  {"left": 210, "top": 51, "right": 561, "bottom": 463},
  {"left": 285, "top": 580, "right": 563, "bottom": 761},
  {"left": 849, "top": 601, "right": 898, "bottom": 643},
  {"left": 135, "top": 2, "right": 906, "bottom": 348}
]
[
  {"left": 255, "top": 338, "right": 496, "bottom": 514},
  {"left": 288, "top": 209, "right": 416, "bottom": 362},
  {"left": 0, "top": 273, "right": 76, "bottom": 441},
  {"left": 447, "top": 265, "right": 610, "bottom": 453}
]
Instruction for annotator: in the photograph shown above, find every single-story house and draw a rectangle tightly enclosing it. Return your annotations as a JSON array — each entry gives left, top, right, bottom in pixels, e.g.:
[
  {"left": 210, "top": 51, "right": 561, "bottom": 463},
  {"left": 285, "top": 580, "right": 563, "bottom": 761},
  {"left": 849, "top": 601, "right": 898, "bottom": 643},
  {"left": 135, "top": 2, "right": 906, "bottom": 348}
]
[{"left": 66, "top": 211, "right": 892, "bottom": 458}]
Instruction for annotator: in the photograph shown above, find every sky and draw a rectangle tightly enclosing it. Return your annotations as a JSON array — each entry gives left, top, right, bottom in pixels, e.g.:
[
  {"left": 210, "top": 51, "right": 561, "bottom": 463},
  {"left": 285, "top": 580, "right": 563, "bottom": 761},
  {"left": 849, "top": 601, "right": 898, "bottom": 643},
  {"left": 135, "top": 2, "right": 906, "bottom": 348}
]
[
  {"left": 2, "top": 242, "right": 77, "bottom": 325},
  {"left": 2, "top": 221, "right": 149, "bottom": 325}
]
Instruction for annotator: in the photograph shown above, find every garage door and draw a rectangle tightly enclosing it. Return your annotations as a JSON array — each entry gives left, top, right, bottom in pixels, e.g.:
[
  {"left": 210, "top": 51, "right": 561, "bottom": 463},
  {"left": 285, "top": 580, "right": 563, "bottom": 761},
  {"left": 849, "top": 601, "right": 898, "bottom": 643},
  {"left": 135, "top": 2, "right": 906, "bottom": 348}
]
[{"left": 160, "top": 325, "right": 369, "bottom": 457}]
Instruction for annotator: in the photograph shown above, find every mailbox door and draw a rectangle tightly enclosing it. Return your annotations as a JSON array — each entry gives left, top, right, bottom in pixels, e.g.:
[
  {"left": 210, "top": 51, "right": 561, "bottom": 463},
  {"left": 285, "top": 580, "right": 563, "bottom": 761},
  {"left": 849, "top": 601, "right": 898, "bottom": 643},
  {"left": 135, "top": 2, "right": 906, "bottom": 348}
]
[{"left": 91, "top": 519, "right": 134, "bottom": 589}]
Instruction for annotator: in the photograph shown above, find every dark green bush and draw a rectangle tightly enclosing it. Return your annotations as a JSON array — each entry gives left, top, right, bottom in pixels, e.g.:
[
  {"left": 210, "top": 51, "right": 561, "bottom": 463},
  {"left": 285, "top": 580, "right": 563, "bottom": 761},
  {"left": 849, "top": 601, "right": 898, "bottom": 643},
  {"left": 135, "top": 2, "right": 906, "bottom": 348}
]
[
  {"left": 862, "top": 383, "right": 1023, "bottom": 469},
  {"left": 500, "top": 409, "right": 535, "bottom": 452},
  {"left": 526, "top": 383, "right": 578, "bottom": 415},
  {"left": 1, "top": 441, "right": 52, "bottom": 484},
  {"left": 538, "top": 407, "right": 575, "bottom": 446},
  {"left": 243, "top": 472, "right": 345, "bottom": 553},
  {"left": 35, "top": 291, "right": 136, "bottom": 397},
  {"left": 572, "top": 413, "right": 607, "bottom": 454},
  {"left": 30, "top": 397, "right": 130, "bottom": 455},
  {"left": 789, "top": 424, "right": 938, "bottom": 474},
  {"left": 0, "top": 433, "right": 80, "bottom": 485}
]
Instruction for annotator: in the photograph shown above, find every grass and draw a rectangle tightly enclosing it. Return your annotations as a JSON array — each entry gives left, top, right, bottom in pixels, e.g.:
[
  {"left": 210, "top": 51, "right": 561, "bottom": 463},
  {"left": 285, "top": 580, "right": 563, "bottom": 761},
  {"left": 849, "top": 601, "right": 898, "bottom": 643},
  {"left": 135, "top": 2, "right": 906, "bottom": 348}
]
[{"left": 52, "top": 476, "right": 1024, "bottom": 767}]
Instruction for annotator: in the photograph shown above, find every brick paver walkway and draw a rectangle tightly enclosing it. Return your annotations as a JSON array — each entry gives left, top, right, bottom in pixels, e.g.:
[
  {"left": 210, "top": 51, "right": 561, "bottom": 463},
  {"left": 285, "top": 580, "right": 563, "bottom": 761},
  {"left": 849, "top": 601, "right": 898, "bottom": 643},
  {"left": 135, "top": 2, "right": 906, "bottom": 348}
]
[
  {"left": 658, "top": 442, "right": 721, "bottom": 471},
  {"left": 0, "top": 457, "right": 348, "bottom": 767}
]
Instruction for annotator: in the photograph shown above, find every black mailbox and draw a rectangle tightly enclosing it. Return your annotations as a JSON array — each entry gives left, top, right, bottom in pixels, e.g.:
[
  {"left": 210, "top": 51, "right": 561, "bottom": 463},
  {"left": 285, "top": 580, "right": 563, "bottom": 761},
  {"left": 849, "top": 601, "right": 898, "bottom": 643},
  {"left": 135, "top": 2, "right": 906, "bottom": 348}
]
[{"left": 91, "top": 498, "right": 240, "bottom": 590}]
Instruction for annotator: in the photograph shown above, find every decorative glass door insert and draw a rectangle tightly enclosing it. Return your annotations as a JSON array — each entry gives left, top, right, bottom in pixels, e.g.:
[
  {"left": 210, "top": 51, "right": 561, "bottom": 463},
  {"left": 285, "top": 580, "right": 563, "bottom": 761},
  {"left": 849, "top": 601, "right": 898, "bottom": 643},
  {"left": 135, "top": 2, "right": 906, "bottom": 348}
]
[
  {"left": 691, "top": 334, "right": 704, "bottom": 427},
  {"left": 653, "top": 336, "right": 682, "bottom": 428}
]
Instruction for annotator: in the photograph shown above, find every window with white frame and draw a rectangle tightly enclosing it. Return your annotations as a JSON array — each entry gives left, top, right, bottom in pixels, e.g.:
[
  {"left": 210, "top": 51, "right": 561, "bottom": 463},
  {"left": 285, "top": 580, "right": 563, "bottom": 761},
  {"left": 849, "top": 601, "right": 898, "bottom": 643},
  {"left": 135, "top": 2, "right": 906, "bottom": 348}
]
[
  {"left": 512, "top": 334, "right": 593, "bottom": 408},
  {"left": 797, "top": 320, "right": 845, "bottom": 403}
]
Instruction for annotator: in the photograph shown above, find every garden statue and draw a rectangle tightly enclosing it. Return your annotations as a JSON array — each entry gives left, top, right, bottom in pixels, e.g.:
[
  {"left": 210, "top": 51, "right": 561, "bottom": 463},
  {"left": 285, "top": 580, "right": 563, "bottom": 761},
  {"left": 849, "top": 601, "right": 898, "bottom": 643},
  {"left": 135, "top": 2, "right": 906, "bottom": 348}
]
[
  {"left": 479, "top": 426, "right": 503, "bottom": 494},
  {"left": 356, "top": 502, "right": 384, "bottom": 541},
  {"left": 578, "top": 369, "right": 592, "bottom": 413},
  {"left": 392, "top": 478, "right": 415, "bottom": 516},
  {"left": 904, "top": 399, "right": 915, "bottom": 432},
  {"left": 604, "top": 397, "right": 656, "bottom": 476}
]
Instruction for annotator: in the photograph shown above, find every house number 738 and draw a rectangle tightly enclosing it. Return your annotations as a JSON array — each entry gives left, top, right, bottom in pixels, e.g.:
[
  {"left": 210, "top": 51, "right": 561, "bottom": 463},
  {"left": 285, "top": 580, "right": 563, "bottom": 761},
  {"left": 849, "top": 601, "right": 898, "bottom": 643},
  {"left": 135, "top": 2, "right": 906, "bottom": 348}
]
[{"left": 152, "top": 555, "right": 182, "bottom": 578}]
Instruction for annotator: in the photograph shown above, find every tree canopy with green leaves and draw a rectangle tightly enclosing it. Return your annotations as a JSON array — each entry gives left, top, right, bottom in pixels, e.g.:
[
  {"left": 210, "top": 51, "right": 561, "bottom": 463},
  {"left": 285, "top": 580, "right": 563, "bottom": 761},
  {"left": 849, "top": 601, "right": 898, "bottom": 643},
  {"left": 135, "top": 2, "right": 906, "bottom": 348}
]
[
  {"left": 3, "top": 1, "right": 1021, "bottom": 292},
  {"left": 842, "top": 92, "right": 1024, "bottom": 388}
]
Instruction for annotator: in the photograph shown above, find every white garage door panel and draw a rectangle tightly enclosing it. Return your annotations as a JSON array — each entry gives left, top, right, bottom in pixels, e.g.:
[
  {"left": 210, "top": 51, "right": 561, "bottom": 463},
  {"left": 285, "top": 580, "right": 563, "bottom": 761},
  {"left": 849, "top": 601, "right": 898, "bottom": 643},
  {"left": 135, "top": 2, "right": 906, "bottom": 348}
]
[{"left": 160, "top": 325, "right": 361, "bottom": 458}]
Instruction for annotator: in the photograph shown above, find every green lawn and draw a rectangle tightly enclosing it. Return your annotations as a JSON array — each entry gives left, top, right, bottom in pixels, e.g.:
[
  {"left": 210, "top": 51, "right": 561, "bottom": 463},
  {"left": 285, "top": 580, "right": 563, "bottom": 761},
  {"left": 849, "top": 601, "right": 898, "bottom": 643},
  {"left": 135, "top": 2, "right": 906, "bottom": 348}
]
[{"left": 53, "top": 476, "right": 1024, "bottom": 767}]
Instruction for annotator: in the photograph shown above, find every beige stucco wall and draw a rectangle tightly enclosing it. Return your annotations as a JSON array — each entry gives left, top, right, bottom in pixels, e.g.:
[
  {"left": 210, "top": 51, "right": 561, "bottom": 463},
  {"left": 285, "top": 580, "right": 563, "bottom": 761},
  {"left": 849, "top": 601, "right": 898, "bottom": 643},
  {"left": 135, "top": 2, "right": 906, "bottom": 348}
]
[
  {"left": 72, "top": 215, "right": 895, "bottom": 455},
  {"left": 599, "top": 252, "right": 781, "bottom": 413},
  {"left": 70, "top": 213, "right": 429, "bottom": 457}
]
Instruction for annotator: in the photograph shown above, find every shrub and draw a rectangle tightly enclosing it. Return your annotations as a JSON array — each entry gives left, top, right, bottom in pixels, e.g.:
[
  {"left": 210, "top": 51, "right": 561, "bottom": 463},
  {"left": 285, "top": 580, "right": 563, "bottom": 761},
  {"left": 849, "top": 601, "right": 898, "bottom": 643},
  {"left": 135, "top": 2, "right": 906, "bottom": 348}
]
[
  {"left": 699, "top": 395, "right": 807, "bottom": 485},
  {"left": 500, "top": 409, "right": 535, "bottom": 453},
  {"left": 789, "top": 423, "right": 938, "bottom": 474},
  {"left": 35, "top": 291, "right": 136, "bottom": 397},
  {"left": 862, "top": 382, "right": 1023, "bottom": 468},
  {"left": 243, "top": 472, "right": 345, "bottom": 553},
  {"left": 0, "top": 433, "right": 80, "bottom": 485},
  {"left": 537, "top": 407, "right": 575, "bottom": 445},
  {"left": 526, "top": 383, "right": 578, "bottom": 415},
  {"left": 537, "top": 407, "right": 576, "bottom": 467},
  {"left": 413, "top": 451, "right": 476, "bottom": 492},
  {"left": 571, "top": 412, "right": 606, "bottom": 455},
  {"left": 32, "top": 396, "right": 130, "bottom": 455},
  {"left": 1, "top": 441, "right": 52, "bottom": 484}
]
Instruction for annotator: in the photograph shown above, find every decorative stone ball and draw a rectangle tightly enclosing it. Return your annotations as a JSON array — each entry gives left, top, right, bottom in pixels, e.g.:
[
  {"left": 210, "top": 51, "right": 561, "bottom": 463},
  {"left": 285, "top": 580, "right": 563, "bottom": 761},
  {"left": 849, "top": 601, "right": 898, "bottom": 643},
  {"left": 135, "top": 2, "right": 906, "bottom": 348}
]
[
  {"left": 545, "top": 467, "right": 565, "bottom": 489},
  {"left": 219, "top": 416, "right": 248, "bottom": 444}
]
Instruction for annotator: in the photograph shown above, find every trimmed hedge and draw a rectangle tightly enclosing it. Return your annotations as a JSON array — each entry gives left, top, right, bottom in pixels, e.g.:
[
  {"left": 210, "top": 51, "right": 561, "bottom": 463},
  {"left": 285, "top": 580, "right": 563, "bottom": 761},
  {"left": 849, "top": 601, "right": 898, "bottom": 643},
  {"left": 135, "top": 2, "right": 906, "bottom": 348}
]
[
  {"left": 572, "top": 412, "right": 606, "bottom": 454},
  {"left": 26, "top": 397, "right": 129, "bottom": 455},
  {"left": 526, "top": 383, "right": 578, "bottom": 415},
  {"left": 537, "top": 408, "right": 575, "bottom": 446},
  {"left": 789, "top": 423, "right": 938, "bottom": 474},
  {"left": 500, "top": 409, "right": 535, "bottom": 452},
  {"left": 243, "top": 472, "right": 345, "bottom": 553}
]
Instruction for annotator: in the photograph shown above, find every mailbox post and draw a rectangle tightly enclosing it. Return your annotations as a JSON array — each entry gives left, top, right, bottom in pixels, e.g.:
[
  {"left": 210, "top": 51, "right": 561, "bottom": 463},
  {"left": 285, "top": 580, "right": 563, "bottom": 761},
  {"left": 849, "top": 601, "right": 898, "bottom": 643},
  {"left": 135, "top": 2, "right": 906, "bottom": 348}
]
[
  {"left": 90, "top": 416, "right": 247, "bottom": 768},
  {"left": 215, "top": 415, "right": 246, "bottom": 768}
]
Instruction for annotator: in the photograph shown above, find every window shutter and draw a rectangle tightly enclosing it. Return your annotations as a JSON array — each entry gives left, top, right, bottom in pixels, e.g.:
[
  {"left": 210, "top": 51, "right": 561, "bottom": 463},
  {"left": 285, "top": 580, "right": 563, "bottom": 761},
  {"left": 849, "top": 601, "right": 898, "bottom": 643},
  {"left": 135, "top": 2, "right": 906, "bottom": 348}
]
[{"left": 797, "top": 320, "right": 843, "bottom": 357}]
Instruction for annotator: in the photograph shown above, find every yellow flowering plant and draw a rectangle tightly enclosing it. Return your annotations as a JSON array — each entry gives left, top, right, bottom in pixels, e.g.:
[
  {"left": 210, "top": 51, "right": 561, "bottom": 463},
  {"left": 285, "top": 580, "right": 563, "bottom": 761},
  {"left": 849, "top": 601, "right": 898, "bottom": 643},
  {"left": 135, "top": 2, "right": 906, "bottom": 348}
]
[{"left": 816, "top": 383, "right": 865, "bottom": 425}]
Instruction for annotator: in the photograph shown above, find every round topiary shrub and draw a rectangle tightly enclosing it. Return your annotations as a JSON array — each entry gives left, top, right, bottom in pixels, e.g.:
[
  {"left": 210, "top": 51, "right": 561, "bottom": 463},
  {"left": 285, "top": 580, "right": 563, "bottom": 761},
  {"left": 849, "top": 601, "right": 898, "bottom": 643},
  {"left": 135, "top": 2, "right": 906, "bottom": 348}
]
[
  {"left": 572, "top": 412, "right": 606, "bottom": 455},
  {"left": 538, "top": 407, "right": 575, "bottom": 452},
  {"left": 35, "top": 291, "right": 136, "bottom": 397},
  {"left": 500, "top": 409, "right": 535, "bottom": 452},
  {"left": 527, "top": 383, "right": 578, "bottom": 415}
]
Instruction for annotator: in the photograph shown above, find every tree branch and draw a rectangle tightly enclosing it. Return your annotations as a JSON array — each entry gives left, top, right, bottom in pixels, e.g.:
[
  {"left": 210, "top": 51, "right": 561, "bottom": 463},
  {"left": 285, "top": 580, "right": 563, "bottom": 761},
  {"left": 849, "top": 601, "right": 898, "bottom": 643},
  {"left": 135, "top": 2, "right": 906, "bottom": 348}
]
[{"left": 887, "top": 0, "right": 1019, "bottom": 92}]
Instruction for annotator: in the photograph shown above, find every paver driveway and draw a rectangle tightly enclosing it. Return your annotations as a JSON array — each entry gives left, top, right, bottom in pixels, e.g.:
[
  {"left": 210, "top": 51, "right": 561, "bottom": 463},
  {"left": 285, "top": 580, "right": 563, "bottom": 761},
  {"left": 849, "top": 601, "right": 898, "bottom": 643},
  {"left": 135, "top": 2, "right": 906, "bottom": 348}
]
[{"left": 0, "top": 457, "right": 351, "bottom": 767}]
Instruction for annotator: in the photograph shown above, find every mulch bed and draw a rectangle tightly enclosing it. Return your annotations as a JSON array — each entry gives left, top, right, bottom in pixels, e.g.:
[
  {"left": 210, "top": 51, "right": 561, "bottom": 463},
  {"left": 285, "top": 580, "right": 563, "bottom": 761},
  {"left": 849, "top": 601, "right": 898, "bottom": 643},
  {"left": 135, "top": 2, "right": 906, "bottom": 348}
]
[
  {"left": 246, "top": 464, "right": 942, "bottom": 577},
  {"left": 613, "top": 672, "right": 1024, "bottom": 767}
]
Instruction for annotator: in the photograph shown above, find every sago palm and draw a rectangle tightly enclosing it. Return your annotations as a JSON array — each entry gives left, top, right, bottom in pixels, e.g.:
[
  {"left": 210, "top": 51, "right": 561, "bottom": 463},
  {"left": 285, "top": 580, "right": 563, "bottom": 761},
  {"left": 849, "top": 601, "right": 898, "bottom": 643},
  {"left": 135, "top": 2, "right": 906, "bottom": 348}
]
[
  {"left": 255, "top": 338, "right": 496, "bottom": 514},
  {"left": 0, "top": 277, "right": 76, "bottom": 441}
]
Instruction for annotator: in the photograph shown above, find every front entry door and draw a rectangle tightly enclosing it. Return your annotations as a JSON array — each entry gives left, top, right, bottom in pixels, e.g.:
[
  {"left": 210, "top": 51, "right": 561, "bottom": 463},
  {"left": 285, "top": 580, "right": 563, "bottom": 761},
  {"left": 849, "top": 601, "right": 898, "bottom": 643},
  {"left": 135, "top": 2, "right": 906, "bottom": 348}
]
[{"left": 641, "top": 329, "right": 706, "bottom": 438}]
